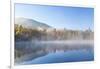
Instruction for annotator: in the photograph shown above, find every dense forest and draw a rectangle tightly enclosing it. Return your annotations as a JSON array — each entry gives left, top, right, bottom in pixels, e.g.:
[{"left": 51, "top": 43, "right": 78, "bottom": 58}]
[{"left": 15, "top": 24, "right": 94, "bottom": 41}]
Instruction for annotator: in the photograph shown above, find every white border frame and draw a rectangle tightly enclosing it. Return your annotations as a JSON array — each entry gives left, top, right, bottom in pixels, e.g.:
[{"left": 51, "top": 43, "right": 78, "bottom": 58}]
[{"left": 11, "top": 0, "right": 95, "bottom": 69}]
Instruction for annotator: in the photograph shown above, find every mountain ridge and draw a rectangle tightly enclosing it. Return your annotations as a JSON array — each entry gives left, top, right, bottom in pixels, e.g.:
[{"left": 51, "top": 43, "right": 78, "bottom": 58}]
[{"left": 15, "top": 17, "right": 52, "bottom": 29}]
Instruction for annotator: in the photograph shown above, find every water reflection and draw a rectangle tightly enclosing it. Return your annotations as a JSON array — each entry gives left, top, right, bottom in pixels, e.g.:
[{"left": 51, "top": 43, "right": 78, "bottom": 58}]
[{"left": 15, "top": 40, "right": 94, "bottom": 65}]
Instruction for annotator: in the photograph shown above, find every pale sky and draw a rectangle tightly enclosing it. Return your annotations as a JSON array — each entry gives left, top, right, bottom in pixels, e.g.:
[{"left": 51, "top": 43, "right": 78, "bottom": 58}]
[{"left": 15, "top": 3, "right": 94, "bottom": 30}]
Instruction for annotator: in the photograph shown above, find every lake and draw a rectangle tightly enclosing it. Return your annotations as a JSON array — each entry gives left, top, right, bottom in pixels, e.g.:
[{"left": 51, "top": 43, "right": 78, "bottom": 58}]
[{"left": 15, "top": 40, "right": 94, "bottom": 65}]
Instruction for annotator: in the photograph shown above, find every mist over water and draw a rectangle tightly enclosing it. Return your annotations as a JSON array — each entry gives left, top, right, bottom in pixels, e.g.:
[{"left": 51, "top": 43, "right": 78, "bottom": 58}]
[{"left": 15, "top": 40, "right": 94, "bottom": 65}]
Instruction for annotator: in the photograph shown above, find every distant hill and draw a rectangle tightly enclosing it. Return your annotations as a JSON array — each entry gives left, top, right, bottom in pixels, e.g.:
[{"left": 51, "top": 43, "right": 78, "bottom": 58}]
[{"left": 15, "top": 17, "right": 52, "bottom": 29}]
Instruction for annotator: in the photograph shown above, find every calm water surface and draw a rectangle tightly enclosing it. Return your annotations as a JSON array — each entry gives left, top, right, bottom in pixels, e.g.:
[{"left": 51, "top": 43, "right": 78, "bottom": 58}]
[{"left": 15, "top": 40, "right": 94, "bottom": 65}]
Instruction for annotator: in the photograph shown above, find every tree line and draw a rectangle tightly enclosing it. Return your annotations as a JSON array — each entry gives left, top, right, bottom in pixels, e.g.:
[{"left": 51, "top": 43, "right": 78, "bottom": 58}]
[{"left": 15, "top": 24, "right": 94, "bottom": 41}]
